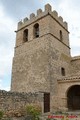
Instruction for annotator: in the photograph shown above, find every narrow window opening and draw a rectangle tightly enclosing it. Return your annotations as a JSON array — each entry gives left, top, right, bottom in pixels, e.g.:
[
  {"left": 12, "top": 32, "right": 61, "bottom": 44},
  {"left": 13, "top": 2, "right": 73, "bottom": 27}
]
[
  {"left": 60, "top": 30, "right": 63, "bottom": 41},
  {"left": 34, "top": 23, "right": 39, "bottom": 38},
  {"left": 23, "top": 29, "right": 28, "bottom": 42},
  {"left": 61, "top": 67, "right": 65, "bottom": 76}
]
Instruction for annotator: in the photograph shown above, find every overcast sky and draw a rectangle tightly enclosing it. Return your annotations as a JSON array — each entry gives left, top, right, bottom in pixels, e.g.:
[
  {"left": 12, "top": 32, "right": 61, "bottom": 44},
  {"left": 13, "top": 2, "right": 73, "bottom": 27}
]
[{"left": 0, "top": 0, "right": 80, "bottom": 91}]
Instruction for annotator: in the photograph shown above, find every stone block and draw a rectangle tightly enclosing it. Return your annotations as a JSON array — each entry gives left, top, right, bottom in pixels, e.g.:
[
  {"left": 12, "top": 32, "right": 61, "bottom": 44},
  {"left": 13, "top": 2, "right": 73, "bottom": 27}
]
[
  {"left": 58, "top": 16, "right": 63, "bottom": 22},
  {"left": 53, "top": 10, "right": 58, "bottom": 17},
  {"left": 30, "top": 13, "right": 35, "bottom": 19},
  {"left": 64, "top": 21, "right": 68, "bottom": 29},
  {"left": 45, "top": 4, "right": 52, "bottom": 11},
  {"left": 18, "top": 21, "right": 23, "bottom": 28},
  {"left": 37, "top": 9, "right": 42, "bottom": 15},
  {"left": 23, "top": 17, "right": 28, "bottom": 23}
]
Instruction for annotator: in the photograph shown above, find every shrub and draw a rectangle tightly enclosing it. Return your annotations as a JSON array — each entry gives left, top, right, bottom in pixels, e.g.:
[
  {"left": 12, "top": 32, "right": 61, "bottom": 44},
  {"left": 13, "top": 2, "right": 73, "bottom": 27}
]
[
  {"left": 26, "top": 104, "right": 41, "bottom": 120},
  {"left": 5, "top": 108, "right": 26, "bottom": 118},
  {"left": 0, "top": 110, "right": 4, "bottom": 119},
  {"left": 55, "top": 111, "right": 63, "bottom": 114}
]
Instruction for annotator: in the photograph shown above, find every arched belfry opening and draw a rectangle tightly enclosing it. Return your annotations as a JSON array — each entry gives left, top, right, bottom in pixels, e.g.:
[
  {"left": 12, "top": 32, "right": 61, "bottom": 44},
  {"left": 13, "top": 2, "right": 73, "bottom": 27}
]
[
  {"left": 23, "top": 29, "right": 28, "bottom": 42},
  {"left": 34, "top": 23, "right": 39, "bottom": 38},
  {"left": 67, "top": 85, "right": 80, "bottom": 110}
]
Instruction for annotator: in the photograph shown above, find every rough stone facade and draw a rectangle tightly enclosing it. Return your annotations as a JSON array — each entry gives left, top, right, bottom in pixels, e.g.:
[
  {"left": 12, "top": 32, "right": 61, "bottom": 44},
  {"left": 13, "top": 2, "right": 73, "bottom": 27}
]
[
  {"left": 11, "top": 3, "right": 80, "bottom": 112},
  {"left": 0, "top": 90, "right": 43, "bottom": 112}
]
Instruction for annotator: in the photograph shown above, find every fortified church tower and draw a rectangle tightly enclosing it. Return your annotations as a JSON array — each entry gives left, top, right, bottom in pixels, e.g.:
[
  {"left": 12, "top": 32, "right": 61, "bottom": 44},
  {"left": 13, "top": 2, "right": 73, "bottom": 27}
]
[{"left": 11, "top": 4, "right": 80, "bottom": 111}]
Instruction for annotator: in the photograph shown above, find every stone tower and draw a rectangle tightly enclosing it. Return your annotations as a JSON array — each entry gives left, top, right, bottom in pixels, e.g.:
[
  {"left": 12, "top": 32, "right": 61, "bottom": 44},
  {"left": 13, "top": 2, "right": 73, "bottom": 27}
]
[
  {"left": 11, "top": 4, "right": 70, "bottom": 93},
  {"left": 11, "top": 4, "right": 80, "bottom": 112}
]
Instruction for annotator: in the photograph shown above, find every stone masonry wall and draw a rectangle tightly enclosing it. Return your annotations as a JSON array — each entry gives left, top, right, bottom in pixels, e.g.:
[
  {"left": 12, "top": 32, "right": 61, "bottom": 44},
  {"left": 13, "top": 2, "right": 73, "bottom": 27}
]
[
  {"left": 0, "top": 90, "right": 43, "bottom": 112},
  {"left": 71, "top": 56, "right": 80, "bottom": 75},
  {"left": 11, "top": 35, "right": 51, "bottom": 93}
]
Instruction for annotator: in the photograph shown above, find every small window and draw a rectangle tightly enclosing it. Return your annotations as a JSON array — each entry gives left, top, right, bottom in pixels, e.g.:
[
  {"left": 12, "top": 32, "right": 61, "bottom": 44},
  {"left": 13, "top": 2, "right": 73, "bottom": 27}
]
[
  {"left": 34, "top": 23, "right": 39, "bottom": 38},
  {"left": 61, "top": 67, "right": 65, "bottom": 76},
  {"left": 23, "top": 29, "right": 28, "bottom": 42},
  {"left": 60, "top": 30, "right": 63, "bottom": 41}
]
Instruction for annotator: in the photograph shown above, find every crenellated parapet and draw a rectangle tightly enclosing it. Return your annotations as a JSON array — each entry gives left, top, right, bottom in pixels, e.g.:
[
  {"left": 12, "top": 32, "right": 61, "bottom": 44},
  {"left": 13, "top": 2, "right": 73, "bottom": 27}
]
[{"left": 17, "top": 4, "right": 68, "bottom": 31}]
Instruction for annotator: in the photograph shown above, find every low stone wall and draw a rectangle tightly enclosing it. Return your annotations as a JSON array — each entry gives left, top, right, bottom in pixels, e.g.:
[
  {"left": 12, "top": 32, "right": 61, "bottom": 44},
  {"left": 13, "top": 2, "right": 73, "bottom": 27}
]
[{"left": 0, "top": 90, "right": 43, "bottom": 112}]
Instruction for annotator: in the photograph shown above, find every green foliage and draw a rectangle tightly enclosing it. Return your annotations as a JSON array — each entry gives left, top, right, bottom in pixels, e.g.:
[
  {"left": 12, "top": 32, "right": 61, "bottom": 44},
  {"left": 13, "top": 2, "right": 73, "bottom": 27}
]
[
  {"left": 61, "top": 118, "right": 64, "bottom": 120},
  {"left": 26, "top": 104, "right": 41, "bottom": 120},
  {"left": 55, "top": 111, "right": 63, "bottom": 114},
  {"left": 0, "top": 111, "right": 4, "bottom": 119},
  {"left": 2, "top": 118, "right": 12, "bottom": 120},
  {"left": 46, "top": 118, "right": 51, "bottom": 120}
]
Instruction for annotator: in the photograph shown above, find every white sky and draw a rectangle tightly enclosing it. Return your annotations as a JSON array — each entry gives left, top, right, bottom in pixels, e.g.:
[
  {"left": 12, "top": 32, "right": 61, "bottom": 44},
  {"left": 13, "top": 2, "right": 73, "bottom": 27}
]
[{"left": 0, "top": 0, "right": 80, "bottom": 91}]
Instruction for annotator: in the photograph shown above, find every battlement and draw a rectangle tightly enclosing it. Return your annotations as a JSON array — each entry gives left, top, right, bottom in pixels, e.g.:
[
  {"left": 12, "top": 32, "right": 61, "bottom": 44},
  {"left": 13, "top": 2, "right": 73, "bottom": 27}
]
[{"left": 17, "top": 4, "right": 68, "bottom": 31}]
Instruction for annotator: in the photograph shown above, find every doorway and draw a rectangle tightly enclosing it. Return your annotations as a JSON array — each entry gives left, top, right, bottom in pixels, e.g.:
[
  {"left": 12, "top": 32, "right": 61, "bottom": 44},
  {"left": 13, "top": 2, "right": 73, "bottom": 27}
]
[
  {"left": 67, "top": 85, "right": 80, "bottom": 110},
  {"left": 44, "top": 93, "right": 50, "bottom": 113}
]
